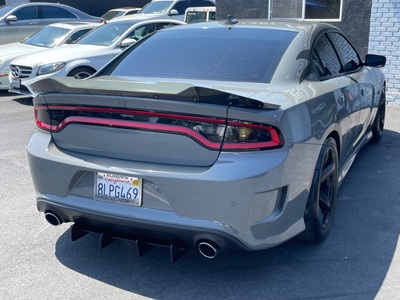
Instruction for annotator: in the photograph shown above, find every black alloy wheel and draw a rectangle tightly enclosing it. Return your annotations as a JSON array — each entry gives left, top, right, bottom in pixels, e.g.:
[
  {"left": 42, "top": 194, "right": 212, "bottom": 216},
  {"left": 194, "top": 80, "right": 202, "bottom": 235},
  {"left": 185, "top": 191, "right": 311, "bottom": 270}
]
[{"left": 300, "top": 137, "right": 339, "bottom": 242}]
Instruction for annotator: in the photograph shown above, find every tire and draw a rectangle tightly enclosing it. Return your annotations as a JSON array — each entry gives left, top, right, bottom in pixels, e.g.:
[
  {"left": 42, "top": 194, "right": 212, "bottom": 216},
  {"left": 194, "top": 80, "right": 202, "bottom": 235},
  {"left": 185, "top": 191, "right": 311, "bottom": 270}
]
[
  {"left": 67, "top": 67, "right": 95, "bottom": 79},
  {"left": 370, "top": 93, "right": 386, "bottom": 143},
  {"left": 299, "top": 137, "right": 339, "bottom": 242}
]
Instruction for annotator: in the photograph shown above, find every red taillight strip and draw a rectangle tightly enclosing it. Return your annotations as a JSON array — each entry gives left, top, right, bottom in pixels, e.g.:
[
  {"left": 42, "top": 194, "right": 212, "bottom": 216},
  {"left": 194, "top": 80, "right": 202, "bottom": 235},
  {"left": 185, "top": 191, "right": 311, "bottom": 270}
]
[
  {"left": 35, "top": 119, "right": 52, "bottom": 131},
  {"left": 49, "top": 116, "right": 224, "bottom": 150},
  {"left": 35, "top": 105, "right": 282, "bottom": 150},
  {"left": 36, "top": 105, "right": 226, "bottom": 125}
]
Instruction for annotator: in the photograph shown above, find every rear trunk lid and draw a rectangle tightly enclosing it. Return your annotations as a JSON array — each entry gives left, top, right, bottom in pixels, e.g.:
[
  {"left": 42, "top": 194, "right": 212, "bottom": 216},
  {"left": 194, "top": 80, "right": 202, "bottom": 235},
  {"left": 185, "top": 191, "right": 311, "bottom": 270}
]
[{"left": 33, "top": 77, "right": 281, "bottom": 167}]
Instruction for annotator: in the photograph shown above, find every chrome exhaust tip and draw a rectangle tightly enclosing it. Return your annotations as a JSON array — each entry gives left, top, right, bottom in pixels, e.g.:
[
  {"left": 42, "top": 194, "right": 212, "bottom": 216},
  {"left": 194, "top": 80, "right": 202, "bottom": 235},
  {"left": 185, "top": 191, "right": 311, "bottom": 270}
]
[
  {"left": 44, "top": 212, "right": 62, "bottom": 226},
  {"left": 198, "top": 241, "right": 220, "bottom": 259}
]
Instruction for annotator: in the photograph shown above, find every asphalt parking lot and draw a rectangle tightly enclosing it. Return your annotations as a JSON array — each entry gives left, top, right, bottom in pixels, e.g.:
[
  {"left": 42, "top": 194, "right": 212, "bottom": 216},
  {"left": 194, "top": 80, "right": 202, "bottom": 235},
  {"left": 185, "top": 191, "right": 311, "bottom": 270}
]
[{"left": 0, "top": 92, "right": 399, "bottom": 299}]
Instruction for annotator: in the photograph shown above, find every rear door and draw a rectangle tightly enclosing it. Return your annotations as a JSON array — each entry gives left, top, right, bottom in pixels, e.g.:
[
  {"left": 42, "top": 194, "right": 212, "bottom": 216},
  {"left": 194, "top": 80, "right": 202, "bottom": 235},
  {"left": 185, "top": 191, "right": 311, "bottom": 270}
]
[
  {"left": 38, "top": 5, "right": 78, "bottom": 25},
  {"left": 328, "top": 32, "right": 375, "bottom": 143},
  {"left": 311, "top": 32, "right": 361, "bottom": 164}
]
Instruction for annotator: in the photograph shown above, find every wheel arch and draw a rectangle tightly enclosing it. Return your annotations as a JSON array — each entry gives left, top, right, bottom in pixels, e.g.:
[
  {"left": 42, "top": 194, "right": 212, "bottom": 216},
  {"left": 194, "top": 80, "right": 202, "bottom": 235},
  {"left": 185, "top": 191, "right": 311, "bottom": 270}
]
[
  {"left": 326, "top": 130, "right": 341, "bottom": 161},
  {"left": 67, "top": 65, "right": 97, "bottom": 77}
]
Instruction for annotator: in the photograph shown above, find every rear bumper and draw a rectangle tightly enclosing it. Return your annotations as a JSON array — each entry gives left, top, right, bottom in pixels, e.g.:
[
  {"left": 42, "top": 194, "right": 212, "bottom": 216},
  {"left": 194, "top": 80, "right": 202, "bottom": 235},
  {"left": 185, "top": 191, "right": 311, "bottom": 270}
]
[
  {"left": 37, "top": 198, "right": 251, "bottom": 251},
  {"left": 28, "top": 130, "right": 320, "bottom": 251}
]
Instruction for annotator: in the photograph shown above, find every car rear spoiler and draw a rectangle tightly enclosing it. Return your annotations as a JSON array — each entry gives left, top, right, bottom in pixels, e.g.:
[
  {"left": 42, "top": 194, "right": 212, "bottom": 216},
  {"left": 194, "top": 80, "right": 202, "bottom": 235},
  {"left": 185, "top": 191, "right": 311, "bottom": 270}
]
[{"left": 31, "top": 77, "right": 281, "bottom": 110}]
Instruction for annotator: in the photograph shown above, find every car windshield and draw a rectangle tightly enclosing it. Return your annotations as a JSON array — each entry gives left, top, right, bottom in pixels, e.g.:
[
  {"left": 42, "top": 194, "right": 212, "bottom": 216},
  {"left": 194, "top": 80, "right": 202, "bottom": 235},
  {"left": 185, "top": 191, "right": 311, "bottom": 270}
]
[
  {"left": 140, "top": 1, "right": 173, "bottom": 14},
  {"left": 76, "top": 22, "right": 133, "bottom": 46},
  {"left": 108, "top": 27, "right": 297, "bottom": 83},
  {"left": 23, "top": 26, "right": 70, "bottom": 48},
  {"left": 101, "top": 10, "right": 125, "bottom": 20}
]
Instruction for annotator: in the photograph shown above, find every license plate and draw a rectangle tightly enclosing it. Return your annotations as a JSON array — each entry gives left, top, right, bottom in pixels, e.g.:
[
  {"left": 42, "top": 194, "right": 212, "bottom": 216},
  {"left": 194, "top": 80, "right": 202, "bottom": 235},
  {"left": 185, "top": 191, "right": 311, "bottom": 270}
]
[
  {"left": 12, "top": 78, "right": 20, "bottom": 89},
  {"left": 94, "top": 172, "right": 142, "bottom": 206}
]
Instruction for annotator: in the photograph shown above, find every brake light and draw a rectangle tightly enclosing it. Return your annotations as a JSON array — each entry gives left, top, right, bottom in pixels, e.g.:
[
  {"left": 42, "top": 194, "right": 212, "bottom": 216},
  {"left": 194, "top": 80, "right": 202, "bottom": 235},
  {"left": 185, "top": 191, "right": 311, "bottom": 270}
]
[
  {"left": 34, "top": 105, "right": 282, "bottom": 151},
  {"left": 222, "top": 121, "right": 281, "bottom": 150}
]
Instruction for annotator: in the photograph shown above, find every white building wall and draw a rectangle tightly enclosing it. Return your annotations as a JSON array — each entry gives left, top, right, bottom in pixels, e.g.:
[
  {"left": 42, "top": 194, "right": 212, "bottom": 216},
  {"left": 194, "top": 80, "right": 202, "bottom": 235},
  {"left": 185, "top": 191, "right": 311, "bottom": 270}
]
[{"left": 369, "top": 0, "right": 400, "bottom": 101}]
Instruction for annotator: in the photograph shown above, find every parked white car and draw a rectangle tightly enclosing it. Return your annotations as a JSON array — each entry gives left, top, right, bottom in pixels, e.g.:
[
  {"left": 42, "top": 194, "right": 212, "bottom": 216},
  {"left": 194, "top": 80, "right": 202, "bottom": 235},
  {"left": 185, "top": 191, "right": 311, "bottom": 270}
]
[
  {"left": 184, "top": 6, "right": 216, "bottom": 23},
  {"left": 9, "top": 17, "right": 185, "bottom": 96},
  {"left": 136, "top": 0, "right": 215, "bottom": 21},
  {"left": 101, "top": 7, "right": 142, "bottom": 20},
  {"left": 0, "top": 21, "right": 99, "bottom": 90}
]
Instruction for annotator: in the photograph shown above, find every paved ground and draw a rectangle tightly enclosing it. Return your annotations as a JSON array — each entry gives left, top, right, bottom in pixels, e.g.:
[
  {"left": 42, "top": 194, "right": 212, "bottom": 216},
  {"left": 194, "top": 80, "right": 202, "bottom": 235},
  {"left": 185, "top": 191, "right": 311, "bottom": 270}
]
[{"left": 0, "top": 92, "right": 399, "bottom": 299}]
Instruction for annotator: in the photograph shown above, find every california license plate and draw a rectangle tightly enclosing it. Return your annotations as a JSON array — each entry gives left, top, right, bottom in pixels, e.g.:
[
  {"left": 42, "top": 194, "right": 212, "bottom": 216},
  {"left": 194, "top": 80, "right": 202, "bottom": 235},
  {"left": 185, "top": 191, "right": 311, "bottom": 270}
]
[{"left": 94, "top": 172, "right": 142, "bottom": 206}]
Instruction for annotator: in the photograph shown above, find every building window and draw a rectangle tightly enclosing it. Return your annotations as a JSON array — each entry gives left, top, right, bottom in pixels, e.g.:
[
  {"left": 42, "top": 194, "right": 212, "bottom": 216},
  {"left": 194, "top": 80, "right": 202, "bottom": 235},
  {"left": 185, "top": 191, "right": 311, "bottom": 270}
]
[{"left": 270, "top": 0, "right": 342, "bottom": 21}]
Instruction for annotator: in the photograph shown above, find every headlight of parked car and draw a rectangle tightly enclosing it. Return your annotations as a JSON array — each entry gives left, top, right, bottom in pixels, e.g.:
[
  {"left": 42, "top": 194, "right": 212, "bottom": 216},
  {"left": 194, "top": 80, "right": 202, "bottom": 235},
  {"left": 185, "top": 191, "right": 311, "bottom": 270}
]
[{"left": 36, "top": 62, "right": 66, "bottom": 76}]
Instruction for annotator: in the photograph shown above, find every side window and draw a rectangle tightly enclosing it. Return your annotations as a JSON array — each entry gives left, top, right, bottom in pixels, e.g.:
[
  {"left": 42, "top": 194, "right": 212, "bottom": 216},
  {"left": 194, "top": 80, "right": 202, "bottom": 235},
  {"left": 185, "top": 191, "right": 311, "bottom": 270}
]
[
  {"left": 127, "top": 24, "right": 156, "bottom": 40},
  {"left": 190, "top": 0, "right": 205, "bottom": 6},
  {"left": 209, "top": 11, "right": 216, "bottom": 21},
  {"left": 190, "top": 0, "right": 215, "bottom": 6},
  {"left": 172, "top": 1, "right": 189, "bottom": 14},
  {"left": 329, "top": 32, "right": 361, "bottom": 73},
  {"left": 40, "top": 6, "right": 77, "bottom": 19},
  {"left": 66, "top": 29, "right": 92, "bottom": 44},
  {"left": 204, "top": 1, "right": 216, "bottom": 6},
  {"left": 125, "top": 10, "right": 139, "bottom": 16},
  {"left": 155, "top": 22, "right": 180, "bottom": 30},
  {"left": 312, "top": 34, "right": 341, "bottom": 78},
  {"left": 13, "top": 6, "right": 38, "bottom": 20}
]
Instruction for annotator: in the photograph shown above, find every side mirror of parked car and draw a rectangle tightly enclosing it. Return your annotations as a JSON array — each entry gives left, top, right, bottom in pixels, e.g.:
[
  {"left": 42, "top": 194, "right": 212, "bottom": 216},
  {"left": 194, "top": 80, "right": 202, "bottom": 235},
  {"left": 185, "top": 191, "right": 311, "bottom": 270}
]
[
  {"left": 5, "top": 15, "right": 18, "bottom": 23},
  {"left": 365, "top": 54, "right": 386, "bottom": 68},
  {"left": 119, "top": 38, "right": 137, "bottom": 48},
  {"left": 169, "top": 9, "right": 179, "bottom": 16}
]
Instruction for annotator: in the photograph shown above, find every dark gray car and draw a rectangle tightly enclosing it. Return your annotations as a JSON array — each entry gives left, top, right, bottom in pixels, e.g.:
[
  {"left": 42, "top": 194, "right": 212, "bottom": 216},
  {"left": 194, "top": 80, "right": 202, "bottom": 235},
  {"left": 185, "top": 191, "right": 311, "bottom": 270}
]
[{"left": 0, "top": 2, "right": 103, "bottom": 44}]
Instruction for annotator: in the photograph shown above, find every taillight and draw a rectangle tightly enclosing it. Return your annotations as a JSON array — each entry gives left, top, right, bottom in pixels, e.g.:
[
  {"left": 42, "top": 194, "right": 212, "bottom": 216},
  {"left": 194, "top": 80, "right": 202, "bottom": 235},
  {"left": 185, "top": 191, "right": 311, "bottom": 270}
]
[
  {"left": 34, "top": 105, "right": 52, "bottom": 131},
  {"left": 222, "top": 121, "right": 281, "bottom": 150},
  {"left": 34, "top": 105, "right": 282, "bottom": 151}
]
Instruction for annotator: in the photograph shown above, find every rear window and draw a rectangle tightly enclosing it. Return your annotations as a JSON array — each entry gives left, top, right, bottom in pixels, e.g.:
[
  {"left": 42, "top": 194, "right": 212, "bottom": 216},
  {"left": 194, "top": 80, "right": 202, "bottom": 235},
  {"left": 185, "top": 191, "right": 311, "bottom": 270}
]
[{"left": 108, "top": 27, "right": 297, "bottom": 83}]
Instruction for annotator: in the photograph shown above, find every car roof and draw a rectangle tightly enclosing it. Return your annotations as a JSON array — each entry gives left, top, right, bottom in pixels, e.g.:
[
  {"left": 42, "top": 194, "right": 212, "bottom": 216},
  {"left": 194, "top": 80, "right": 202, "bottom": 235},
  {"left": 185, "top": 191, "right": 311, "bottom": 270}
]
[
  {"left": 150, "top": 0, "right": 215, "bottom": 2},
  {"left": 47, "top": 21, "right": 101, "bottom": 29},
  {"left": 0, "top": 2, "right": 99, "bottom": 18},
  {"left": 109, "top": 7, "right": 141, "bottom": 12},
  {"left": 165, "top": 18, "right": 338, "bottom": 35},
  {"left": 109, "top": 14, "right": 186, "bottom": 24},
  {"left": 4, "top": 2, "right": 82, "bottom": 9}
]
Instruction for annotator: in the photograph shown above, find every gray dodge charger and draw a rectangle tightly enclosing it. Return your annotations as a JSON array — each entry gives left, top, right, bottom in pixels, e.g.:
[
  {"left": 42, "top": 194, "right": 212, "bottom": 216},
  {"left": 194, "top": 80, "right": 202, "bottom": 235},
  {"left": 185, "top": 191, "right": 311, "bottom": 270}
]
[{"left": 28, "top": 18, "right": 386, "bottom": 261}]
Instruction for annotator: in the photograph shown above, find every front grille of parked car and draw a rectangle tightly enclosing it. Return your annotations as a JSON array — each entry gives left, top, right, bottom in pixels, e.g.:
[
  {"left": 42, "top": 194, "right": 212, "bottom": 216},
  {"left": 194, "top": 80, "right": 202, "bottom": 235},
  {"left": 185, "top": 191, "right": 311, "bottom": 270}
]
[{"left": 10, "top": 65, "right": 32, "bottom": 79}]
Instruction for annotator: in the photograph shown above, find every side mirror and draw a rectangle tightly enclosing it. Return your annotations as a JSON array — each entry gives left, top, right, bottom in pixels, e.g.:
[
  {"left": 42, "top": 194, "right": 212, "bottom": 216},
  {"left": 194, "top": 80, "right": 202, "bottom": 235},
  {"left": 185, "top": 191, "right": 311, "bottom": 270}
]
[
  {"left": 119, "top": 38, "right": 136, "bottom": 48},
  {"left": 365, "top": 54, "right": 386, "bottom": 68},
  {"left": 169, "top": 9, "right": 178, "bottom": 16},
  {"left": 5, "top": 15, "right": 17, "bottom": 23}
]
